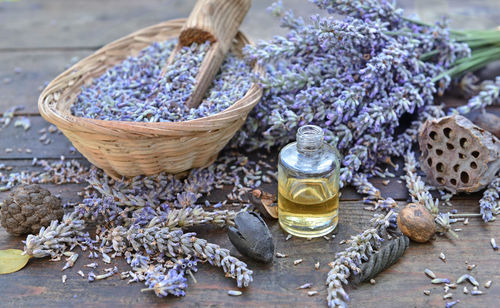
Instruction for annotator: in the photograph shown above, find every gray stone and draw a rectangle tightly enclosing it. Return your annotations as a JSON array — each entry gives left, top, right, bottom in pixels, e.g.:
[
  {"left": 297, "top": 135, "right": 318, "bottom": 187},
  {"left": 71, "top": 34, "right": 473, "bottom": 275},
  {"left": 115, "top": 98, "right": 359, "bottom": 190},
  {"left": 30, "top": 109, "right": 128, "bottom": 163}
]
[{"left": 228, "top": 211, "right": 274, "bottom": 263}]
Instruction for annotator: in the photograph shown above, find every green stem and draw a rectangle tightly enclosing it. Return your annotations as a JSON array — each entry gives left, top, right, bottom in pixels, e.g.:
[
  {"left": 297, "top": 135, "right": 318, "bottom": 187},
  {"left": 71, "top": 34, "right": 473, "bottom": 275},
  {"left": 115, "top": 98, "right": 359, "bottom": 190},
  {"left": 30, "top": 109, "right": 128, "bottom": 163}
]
[
  {"left": 433, "top": 48, "right": 500, "bottom": 81},
  {"left": 420, "top": 51, "right": 439, "bottom": 61}
]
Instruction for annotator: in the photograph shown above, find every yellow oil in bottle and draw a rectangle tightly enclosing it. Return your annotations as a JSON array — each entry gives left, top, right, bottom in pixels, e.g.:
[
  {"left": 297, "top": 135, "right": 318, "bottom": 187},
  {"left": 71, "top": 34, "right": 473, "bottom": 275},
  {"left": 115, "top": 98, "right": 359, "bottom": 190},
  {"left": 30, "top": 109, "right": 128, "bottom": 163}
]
[
  {"left": 277, "top": 125, "right": 340, "bottom": 238},
  {"left": 278, "top": 177, "right": 339, "bottom": 238}
]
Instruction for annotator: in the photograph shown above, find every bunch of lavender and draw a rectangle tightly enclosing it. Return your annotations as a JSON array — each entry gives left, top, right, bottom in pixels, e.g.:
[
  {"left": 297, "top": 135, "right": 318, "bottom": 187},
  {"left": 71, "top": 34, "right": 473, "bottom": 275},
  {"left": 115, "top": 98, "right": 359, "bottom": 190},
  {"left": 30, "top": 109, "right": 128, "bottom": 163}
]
[
  {"left": 109, "top": 222, "right": 252, "bottom": 288},
  {"left": 237, "top": 0, "right": 499, "bottom": 190},
  {"left": 326, "top": 211, "right": 397, "bottom": 307},
  {"left": 71, "top": 39, "right": 252, "bottom": 122}
]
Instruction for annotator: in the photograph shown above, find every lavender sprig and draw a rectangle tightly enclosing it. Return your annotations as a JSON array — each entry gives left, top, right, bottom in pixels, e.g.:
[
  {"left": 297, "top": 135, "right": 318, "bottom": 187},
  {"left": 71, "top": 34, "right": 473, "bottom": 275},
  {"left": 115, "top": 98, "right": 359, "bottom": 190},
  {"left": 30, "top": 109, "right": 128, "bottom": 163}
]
[
  {"left": 450, "top": 77, "right": 500, "bottom": 115},
  {"left": 403, "top": 151, "right": 439, "bottom": 215},
  {"left": 352, "top": 174, "right": 397, "bottom": 210},
  {"left": 111, "top": 224, "right": 253, "bottom": 288},
  {"left": 479, "top": 177, "right": 500, "bottom": 222},
  {"left": 23, "top": 211, "right": 86, "bottom": 258},
  {"left": 326, "top": 211, "right": 396, "bottom": 307}
]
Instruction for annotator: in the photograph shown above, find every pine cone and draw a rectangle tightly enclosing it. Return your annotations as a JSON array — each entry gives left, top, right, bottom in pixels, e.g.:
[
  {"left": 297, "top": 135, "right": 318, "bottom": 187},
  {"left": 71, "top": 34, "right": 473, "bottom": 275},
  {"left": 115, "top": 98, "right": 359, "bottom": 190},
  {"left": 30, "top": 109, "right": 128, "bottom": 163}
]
[{"left": 1, "top": 184, "right": 63, "bottom": 235}]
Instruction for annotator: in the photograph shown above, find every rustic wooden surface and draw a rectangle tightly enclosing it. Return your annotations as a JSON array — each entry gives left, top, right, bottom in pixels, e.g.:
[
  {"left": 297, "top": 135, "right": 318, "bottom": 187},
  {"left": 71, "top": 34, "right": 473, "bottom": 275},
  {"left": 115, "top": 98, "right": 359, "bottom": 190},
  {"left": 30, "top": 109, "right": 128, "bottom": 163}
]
[{"left": 1, "top": 1, "right": 500, "bottom": 307}]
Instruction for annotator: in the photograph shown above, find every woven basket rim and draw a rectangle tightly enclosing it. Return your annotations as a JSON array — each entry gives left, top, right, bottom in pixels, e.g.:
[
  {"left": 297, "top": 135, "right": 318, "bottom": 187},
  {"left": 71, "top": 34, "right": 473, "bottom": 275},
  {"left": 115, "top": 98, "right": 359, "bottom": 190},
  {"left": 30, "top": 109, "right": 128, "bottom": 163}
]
[{"left": 38, "top": 19, "right": 263, "bottom": 137}]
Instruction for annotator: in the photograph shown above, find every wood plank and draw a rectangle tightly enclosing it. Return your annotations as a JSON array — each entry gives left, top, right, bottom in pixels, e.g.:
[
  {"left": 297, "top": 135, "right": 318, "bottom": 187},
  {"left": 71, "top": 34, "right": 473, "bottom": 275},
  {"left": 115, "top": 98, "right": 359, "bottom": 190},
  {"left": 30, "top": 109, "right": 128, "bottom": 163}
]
[
  {"left": 0, "top": 0, "right": 314, "bottom": 50},
  {"left": 1, "top": 0, "right": 499, "bottom": 50},
  {"left": 0, "top": 199, "right": 496, "bottom": 307},
  {"left": 0, "top": 50, "right": 91, "bottom": 114},
  {"left": 0, "top": 116, "right": 82, "bottom": 159}
]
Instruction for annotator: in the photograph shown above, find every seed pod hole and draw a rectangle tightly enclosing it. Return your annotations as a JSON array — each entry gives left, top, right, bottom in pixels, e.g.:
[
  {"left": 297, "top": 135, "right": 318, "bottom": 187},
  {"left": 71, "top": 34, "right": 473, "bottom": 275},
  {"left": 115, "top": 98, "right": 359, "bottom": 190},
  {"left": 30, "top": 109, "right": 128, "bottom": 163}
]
[
  {"left": 443, "top": 127, "right": 452, "bottom": 138},
  {"left": 460, "top": 138, "right": 468, "bottom": 149},
  {"left": 436, "top": 162, "right": 444, "bottom": 172},
  {"left": 418, "top": 115, "right": 500, "bottom": 193},
  {"left": 460, "top": 172, "right": 469, "bottom": 184}
]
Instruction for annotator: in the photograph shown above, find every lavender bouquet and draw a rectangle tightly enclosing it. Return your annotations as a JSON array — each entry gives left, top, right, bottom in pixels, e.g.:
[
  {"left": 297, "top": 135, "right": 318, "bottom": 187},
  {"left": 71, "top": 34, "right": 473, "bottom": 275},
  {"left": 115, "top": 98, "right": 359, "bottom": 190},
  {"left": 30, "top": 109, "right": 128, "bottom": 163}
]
[{"left": 238, "top": 0, "right": 500, "bottom": 188}]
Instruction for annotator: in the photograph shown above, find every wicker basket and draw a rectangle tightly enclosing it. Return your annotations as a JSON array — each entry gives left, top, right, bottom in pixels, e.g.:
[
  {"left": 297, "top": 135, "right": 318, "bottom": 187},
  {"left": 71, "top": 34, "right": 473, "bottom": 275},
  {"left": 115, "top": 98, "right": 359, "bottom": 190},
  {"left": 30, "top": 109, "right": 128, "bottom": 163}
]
[{"left": 38, "top": 19, "right": 262, "bottom": 179}]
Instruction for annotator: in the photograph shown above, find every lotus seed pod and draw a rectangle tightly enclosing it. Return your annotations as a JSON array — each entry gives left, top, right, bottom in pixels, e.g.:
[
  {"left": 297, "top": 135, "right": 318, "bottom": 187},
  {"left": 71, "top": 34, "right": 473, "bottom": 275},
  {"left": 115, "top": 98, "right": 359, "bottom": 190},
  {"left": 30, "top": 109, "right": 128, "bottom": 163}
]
[
  {"left": 418, "top": 115, "right": 500, "bottom": 193},
  {"left": 397, "top": 203, "right": 435, "bottom": 243}
]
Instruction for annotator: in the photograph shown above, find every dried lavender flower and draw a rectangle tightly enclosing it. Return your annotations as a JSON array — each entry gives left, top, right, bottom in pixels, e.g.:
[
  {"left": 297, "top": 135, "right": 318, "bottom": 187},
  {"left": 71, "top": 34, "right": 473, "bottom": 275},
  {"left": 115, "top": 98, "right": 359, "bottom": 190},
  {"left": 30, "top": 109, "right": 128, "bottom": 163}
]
[
  {"left": 109, "top": 224, "right": 252, "bottom": 288},
  {"left": 479, "top": 177, "right": 500, "bottom": 223},
  {"left": 23, "top": 211, "right": 86, "bottom": 258},
  {"left": 71, "top": 40, "right": 252, "bottom": 123},
  {"left": 424, "top": 268, "right": 436, "bottom": 279},
  {"left": 326, "top": 211, "right": 396, "bottom": 307},
  {"left": 450, "top": 77, "right": 500, "bottom": 115}
]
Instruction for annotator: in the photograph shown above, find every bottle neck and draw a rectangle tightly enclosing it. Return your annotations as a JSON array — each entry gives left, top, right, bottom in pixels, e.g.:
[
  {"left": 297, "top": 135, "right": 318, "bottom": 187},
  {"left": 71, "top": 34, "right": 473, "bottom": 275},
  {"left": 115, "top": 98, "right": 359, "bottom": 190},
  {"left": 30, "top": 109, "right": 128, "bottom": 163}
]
[{"left": 296, "top": 125, "right": 324, "bottom": 154}]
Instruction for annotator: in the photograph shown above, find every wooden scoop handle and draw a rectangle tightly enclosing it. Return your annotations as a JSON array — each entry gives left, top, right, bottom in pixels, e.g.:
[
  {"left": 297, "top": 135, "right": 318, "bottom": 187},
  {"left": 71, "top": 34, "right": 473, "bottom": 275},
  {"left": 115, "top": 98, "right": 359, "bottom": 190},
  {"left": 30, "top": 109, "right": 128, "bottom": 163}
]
[{"left": 162, "top": 0, "right": 251, "bottom": 109}]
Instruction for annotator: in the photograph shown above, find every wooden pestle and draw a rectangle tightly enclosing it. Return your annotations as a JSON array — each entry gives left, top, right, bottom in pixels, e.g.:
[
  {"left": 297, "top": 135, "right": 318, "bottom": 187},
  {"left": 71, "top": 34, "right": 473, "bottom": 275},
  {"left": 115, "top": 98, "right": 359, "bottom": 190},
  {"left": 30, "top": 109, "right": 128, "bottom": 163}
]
[{"left": 161, "top": 0, "right": 252, "bottom": 109}]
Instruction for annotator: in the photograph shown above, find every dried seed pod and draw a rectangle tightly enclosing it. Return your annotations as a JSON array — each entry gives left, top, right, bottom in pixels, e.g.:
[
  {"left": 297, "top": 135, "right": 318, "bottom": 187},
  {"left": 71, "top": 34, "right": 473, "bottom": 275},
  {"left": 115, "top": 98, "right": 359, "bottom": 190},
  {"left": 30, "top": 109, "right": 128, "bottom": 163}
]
[
  {"left": 0, "top": 184, "right": 63, "bottom": 235},
  {"left": 351, "top": 235, "right": 409, "bottom": 284},
  {"left": 472, "top": 112, "right": 500, "bottom": 138},
  {"left": 227, "top": 211, "right": 274, "bottom": 263},
  {"left": 419, "top": 115, "right": 500, "bottom": 193},
  {"left": 397, "top": 203, "right": 435, "bottom": 243}
]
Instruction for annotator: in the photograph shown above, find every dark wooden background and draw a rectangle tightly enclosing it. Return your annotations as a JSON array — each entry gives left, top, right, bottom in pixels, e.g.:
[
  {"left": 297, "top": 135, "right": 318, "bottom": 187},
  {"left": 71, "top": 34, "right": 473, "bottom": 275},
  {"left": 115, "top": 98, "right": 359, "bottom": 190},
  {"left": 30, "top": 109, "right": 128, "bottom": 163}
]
[{"left": 1, "top": 0, "right": 500, "bottom": 307}]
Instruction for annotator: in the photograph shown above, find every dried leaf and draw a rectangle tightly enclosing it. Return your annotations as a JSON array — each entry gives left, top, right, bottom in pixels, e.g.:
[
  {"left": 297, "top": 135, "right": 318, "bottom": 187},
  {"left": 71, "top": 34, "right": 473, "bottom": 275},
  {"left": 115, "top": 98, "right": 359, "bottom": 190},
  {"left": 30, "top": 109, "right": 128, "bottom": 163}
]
[
  {"left": 250, "top": 189, "right": 278, "bottom": 219},
  {"left": 0, "top": 249, "right": 30, "bottom": 274}
]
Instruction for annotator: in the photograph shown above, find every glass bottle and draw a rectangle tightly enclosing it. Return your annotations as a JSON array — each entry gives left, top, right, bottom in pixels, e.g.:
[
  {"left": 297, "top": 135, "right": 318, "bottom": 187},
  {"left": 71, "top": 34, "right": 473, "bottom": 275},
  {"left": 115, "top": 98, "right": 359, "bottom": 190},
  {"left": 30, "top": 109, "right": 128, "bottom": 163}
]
[{"left": 278, "top": 125, "right": 340, "bottom": 238}]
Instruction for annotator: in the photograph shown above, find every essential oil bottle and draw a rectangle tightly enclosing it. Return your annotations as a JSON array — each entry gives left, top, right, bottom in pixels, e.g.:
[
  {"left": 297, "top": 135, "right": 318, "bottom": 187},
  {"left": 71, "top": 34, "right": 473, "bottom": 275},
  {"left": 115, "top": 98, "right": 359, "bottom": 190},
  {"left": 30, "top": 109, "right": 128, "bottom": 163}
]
[{"left": 278, "top": 125, "right": 340, "bottom": 238}]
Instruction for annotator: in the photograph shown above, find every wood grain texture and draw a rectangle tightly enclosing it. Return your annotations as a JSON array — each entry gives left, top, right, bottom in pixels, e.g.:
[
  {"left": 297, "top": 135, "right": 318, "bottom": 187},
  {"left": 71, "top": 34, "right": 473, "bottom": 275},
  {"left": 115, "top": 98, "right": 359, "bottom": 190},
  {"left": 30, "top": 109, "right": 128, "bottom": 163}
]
[
  {"left": 0, "top": 116, "right": 82, "bottom": 160},
  {"left": 0, "top": 51, "right": 92, "bottom": 114}
]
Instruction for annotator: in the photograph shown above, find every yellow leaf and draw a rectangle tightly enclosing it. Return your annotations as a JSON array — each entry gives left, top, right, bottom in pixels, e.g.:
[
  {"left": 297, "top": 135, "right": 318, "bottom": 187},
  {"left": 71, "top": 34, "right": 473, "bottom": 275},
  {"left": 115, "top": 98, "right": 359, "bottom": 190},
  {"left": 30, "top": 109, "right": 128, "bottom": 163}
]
[{"left": 0, "top": 249, "right": 31, "bottom": 274}]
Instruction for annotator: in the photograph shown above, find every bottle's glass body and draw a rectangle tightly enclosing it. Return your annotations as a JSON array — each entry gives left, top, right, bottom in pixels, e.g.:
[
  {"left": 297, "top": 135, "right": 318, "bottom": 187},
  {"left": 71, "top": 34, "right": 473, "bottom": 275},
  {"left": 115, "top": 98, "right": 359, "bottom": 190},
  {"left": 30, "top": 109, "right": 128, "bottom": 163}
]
[{"left": 278, "top": 125, "right": 340, "bottom": 238}]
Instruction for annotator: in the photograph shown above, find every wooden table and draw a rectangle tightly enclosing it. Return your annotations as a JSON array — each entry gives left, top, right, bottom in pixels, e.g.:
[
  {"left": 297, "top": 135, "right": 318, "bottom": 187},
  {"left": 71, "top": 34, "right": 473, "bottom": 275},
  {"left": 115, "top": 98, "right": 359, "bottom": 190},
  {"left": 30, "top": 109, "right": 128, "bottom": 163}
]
[{"left": 1, "top": 1, "right": 500, "bottom": 307}]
